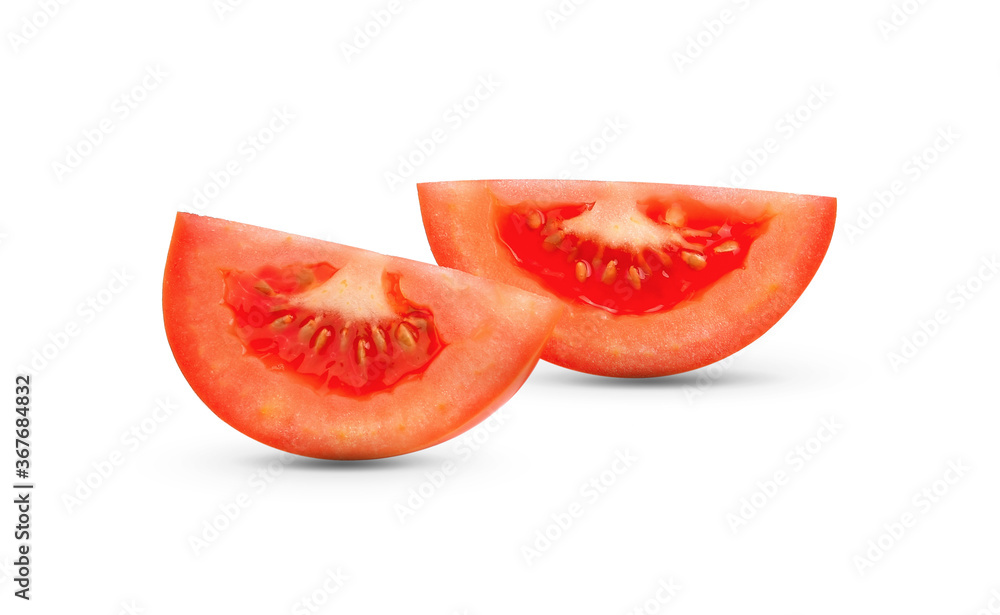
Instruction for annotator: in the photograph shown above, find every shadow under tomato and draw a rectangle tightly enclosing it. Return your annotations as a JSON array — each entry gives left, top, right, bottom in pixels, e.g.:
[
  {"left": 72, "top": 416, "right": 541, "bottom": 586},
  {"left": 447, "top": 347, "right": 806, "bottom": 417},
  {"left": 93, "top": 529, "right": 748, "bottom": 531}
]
[
  {"left": 528, "top": 362, "right": 787, "bottom": 389},
  {"left": 232, "top": 448, "right": 455, "bottom": 472}
]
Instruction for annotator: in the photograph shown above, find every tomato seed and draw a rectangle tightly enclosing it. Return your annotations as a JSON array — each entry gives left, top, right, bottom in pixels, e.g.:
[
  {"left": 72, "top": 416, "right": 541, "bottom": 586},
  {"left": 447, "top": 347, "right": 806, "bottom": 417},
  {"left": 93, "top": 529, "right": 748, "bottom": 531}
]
[
  {"left": 295, "top": 268, "right": 315, "bottom": 287},
  {"left": 593, "top": 245, "right": 605, "bottom": 270},
  {"left": 681, "top": 251, "right": 707, "bottom": 271},
  {"left": 602, "top": 260, "right": 618, "bottom": 285},
  {"left": 314, "top": 328, "right": 332, "bottom": 352},
  {"left": 395, "top": 322, "right": 418, "bottom": 349},
  {"left": 636, "top": 252, "right": 652, "bottom": 274},
  {"left": 372, "top": 326, "right": 387, "bottom": 353},
  {"left": 662, "top": 205, "right": 686, "bottom": 227},
  {"left": 543, "top": 231, "right": 564, "bottom": 251},
  {"left": 627, "top": 266, "right": 642, "bottom": 290},
  {"left": 407, "top": 316, "right": 428, "bottom": 331},
  {"left": 356, "top": 338, "right": 370, "bottom": 365},
  {"left": 270, "top": 314, "right": 294, "bottom": 329},
  {"left": 714, "top": 240, "right": 739, "bottom": 253},
  {"left": 298, "top": 318, "right": 318, "bottom": 343}
]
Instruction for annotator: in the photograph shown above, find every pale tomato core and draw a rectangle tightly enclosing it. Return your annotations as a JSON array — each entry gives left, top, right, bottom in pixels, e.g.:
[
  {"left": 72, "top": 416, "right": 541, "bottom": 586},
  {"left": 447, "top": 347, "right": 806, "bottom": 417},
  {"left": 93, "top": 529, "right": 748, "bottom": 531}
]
[
  {"left": 222, "top": 263, "right": 444, "bottom": 396},
  {"left": 495, "top": 199, "right": 769, "bottom": 314}
]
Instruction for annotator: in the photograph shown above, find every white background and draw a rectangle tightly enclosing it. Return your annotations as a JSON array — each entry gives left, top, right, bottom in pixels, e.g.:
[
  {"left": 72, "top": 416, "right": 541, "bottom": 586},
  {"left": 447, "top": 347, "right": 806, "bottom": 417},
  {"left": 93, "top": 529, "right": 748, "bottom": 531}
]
[{"left": 2, "top": 0, "right": 999, "bottom": 613}]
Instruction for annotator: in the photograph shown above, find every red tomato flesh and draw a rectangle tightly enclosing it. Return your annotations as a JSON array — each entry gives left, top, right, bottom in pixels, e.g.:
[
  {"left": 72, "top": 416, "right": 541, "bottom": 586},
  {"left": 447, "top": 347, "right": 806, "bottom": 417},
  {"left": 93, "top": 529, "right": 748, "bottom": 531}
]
[
  {"left": 163, "top": 213, "right": 562, "bottom": 459},
  {"left": 496, "top": 201, "right": 769, "bottom": 315},
  {"left": 223, "top": 264, "right": 444, "bottom": 396},
  {"left": 418, "top": 180, "right": 836, "bottom": 378}
]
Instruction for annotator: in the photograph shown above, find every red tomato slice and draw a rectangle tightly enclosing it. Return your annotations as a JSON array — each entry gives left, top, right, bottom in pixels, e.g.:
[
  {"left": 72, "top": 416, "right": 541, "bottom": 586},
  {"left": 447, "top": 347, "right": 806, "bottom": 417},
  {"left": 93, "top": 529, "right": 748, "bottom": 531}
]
[
  {"left": 163, "top": 213, "right": 561, "bottom": 459},
  {"left": 418, "top": 180, "right": 836, "bottom": 377}
]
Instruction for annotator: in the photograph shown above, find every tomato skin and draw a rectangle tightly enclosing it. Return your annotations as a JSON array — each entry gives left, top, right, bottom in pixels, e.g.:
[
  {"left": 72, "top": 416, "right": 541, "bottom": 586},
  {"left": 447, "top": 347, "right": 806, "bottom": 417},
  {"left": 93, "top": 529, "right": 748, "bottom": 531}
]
[
  {"left": 163, "top": 213, "right": 562, "bottom": 459},
  {"left": 418, "top": 180, "right": 836, "bottom": 377}
]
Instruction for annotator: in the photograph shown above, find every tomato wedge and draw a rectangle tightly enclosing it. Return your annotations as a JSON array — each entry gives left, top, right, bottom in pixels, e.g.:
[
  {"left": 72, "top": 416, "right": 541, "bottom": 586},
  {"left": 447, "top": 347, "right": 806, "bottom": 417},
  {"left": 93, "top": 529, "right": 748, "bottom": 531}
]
[
  {"left": 163, "top": 213, "right": 561, "bottom": 459},
  {"left": 418, "top": 180, "right": 836, "bottom": 377}
]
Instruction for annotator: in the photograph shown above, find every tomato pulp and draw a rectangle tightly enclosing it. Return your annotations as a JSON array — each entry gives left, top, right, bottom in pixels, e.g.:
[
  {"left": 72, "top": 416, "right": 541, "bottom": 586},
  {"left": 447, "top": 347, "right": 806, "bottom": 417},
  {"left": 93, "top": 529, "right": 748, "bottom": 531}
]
[
  {"left": 223, "top": 263, "right": 445, "bottom": 396},
  {"left": 496, "top": 200, "right": 769, "bottom": 315}
]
